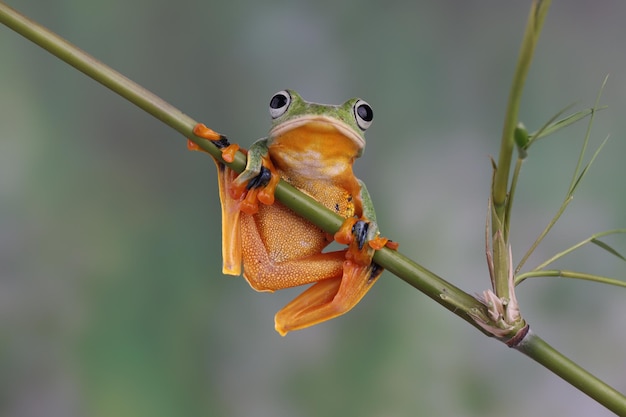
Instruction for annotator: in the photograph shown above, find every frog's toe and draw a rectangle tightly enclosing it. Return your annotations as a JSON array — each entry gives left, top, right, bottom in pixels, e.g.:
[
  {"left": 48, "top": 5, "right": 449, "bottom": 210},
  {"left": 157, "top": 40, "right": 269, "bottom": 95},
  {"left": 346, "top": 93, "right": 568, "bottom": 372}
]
[
  {"left": 219, "top": 143, "right": 240, "bottom": 163},
  {"left": 258, "top": 171, "right": 279, "bottom": 205},
  {"left": 189, "top": 123, "right": 238, "bottom": 162},
  {"left": 187, "top": 139, "right": 201, "bottom": 151},
  {"left": 240, "top": 187, "right": 261, "bottom": 214},
  {"left": 368, "top": 236, "right": 399, "bottom": 250},
  {"left": 192, "top": 123, "right": 222, "bottom": 141},
  {"left": 334, "top": 218, "right": 358, "bottom": 245}
]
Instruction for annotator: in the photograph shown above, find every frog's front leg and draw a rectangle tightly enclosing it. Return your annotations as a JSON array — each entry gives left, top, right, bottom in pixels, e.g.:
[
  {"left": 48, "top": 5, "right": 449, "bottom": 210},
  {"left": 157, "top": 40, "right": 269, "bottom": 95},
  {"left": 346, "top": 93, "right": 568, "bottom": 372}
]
[
  {"left": 229, "top": 138, "right": 280, "bottom": 214},
  {"left": 334, "top": 180, "right": 395, "bottom": 263},
  {"left": 190, "top": 124, "right": 280, "bottom": 214}
]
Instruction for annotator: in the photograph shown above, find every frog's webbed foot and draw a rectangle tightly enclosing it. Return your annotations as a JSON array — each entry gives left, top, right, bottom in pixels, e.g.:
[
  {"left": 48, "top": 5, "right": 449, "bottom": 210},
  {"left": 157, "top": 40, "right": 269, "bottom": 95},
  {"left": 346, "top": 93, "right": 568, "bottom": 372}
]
[{"left": 189, "top": 123, "right": 240, "bottom": 162}]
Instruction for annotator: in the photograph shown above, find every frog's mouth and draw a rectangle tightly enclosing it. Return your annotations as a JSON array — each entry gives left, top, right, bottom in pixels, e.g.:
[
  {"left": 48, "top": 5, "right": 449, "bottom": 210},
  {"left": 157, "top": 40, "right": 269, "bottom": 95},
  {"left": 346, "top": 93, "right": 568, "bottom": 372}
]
[{"left": 269, "top": 116, "right": 365, "bottom": 149}]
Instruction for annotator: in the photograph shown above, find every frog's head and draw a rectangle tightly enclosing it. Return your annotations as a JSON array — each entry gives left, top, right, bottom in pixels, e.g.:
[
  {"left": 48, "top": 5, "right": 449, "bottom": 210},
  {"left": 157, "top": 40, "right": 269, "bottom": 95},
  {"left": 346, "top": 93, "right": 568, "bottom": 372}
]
[{"left": 267, "top": 90, "right": 373, "bottom": 158}]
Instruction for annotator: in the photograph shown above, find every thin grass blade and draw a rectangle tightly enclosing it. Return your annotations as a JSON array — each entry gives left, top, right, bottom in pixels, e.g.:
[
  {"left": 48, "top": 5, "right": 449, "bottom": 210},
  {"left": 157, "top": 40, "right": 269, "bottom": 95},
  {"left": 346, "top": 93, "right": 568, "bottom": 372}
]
[{"left": 591, "top": 238, "right": 626, "bottom": 262}]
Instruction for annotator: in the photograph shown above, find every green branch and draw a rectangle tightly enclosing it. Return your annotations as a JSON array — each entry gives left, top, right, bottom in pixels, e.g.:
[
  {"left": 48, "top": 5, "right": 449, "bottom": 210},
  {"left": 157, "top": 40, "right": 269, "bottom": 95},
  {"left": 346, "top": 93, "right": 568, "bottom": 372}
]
[
  {"left": 516, "top": 270, "right": 626, "bottom": 288},
  {"left": 516, "top": 332, "right": 626, "bottom": 416},
  {"left": 492, "top": 0, "right": 550, "bottom": 219},
  {"left": 2, "top": 1, "right": 625, "bottom": 413},
  {"left": 488, "top": 0, "right": 551, "bottom": 320}
]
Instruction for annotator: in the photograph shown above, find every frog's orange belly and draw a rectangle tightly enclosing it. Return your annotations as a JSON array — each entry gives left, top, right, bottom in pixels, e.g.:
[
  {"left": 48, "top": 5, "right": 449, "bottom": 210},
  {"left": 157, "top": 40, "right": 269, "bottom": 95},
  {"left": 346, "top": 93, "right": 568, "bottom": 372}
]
[{"left": 239, "top": 202, "right": 346, "bottom": 292}]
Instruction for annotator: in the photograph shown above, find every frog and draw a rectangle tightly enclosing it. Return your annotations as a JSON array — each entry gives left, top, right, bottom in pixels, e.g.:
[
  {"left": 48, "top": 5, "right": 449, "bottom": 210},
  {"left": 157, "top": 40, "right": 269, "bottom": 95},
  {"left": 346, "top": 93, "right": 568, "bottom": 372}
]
[{"left": 189, "top": 89, "right": 395, "bottom": 336}]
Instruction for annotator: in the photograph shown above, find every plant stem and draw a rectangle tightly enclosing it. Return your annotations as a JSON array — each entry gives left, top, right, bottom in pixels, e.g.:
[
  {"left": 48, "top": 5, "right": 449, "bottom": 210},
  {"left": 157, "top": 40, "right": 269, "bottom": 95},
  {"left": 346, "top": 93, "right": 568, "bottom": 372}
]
[
  {"left": 517, "top": 331, "right": 626, "bottom": 416},
  {"left": 493, "top": 0, "right": 550, "bottom": 220},
  {"left": 489, "top": 0, "right": 551, "bottom": 307},
  {"left": 503, "top": 156, "right": 524, "bottom": 241},
  {"left": 516, "top": 270, "right": 626, "bottom": 288},
  {"left": 0, "top": 4, "right": 194, "bottom": 135}
]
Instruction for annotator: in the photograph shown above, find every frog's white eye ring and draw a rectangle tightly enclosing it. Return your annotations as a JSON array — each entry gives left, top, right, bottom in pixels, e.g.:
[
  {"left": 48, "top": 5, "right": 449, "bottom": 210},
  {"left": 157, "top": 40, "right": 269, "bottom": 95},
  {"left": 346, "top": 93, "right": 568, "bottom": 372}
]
[
  {"left": 353, "top": 99, "right": 373, "bottom": 131},
  {"left": 269, "top": 90, "right": 292, "bottom": 119}
]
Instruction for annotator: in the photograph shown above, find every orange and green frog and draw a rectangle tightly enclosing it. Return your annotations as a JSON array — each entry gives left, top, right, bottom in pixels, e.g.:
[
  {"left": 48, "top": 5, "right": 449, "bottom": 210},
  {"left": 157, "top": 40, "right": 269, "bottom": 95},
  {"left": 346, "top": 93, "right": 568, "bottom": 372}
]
[{"left": 190, "top": 90, "right": 395, "bottom": 336}]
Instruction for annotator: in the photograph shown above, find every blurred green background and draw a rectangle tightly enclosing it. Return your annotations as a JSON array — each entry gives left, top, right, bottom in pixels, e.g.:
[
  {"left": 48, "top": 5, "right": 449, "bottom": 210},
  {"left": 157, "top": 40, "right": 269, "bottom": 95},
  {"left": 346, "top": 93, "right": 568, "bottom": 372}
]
[{"left": 1, "top": 1, "right": 625, "bottom": 416}]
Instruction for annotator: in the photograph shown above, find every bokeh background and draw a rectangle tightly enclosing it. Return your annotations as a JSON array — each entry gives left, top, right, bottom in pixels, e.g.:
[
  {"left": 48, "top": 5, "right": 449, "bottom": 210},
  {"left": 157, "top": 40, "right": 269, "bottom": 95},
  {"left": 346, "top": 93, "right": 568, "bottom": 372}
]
[{"left": 1, "top": 1, "right": 625, "bottom": 416}]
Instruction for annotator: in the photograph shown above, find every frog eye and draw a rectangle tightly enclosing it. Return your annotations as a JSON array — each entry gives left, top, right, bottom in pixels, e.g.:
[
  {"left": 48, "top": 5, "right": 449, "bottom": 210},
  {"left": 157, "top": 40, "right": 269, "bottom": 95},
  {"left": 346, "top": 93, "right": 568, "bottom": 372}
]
[
  {"left": 353, "top": 99, "right": 373, "bottom": 131},
  {"left": 269, "top": 90, "right": 292, "bottom": 119}
]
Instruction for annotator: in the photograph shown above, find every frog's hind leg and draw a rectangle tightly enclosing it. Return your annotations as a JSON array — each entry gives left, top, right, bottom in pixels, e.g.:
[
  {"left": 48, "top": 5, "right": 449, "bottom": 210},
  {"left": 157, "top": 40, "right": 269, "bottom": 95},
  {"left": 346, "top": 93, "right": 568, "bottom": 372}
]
[
  {"left": 274, "top": 260, "right": 383, "bottom": 336},
  {"left": 239, "top": 203, "right": 348, "bottom": 291}
]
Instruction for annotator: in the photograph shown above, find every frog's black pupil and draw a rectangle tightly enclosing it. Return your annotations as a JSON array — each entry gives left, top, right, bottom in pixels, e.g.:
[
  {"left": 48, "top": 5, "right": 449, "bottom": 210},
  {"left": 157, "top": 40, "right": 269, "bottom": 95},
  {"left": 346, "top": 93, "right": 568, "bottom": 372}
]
[
  {"left": 270, "top": 94, "right": 288, "bottom": 109},
  {"left": 357, "top": 104, "right": 373, "bottom": 122}
]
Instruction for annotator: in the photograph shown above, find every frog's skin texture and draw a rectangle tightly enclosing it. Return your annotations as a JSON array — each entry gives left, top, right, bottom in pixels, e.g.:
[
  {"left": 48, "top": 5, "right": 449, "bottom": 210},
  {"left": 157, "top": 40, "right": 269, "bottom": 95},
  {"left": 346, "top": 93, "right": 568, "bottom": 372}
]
[{"left": 190, "top": 90, "right": 393, "bottom": 336}]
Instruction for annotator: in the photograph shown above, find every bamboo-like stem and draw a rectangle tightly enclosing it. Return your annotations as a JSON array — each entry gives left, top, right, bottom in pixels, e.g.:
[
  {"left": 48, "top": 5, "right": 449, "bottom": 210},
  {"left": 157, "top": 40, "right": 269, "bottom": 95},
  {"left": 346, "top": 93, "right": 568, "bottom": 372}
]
[
  {"left": 492, "top": 0, "right": 550, "bottom": 218},
  {"left": 489, "top": 0, "right": 551, "bottom": 303},
  {"left": 0, "top": 4, "right": 195, "bottom": 136},
  {"left": 516, "top": 331, "right": 626, "bottom": 416}
]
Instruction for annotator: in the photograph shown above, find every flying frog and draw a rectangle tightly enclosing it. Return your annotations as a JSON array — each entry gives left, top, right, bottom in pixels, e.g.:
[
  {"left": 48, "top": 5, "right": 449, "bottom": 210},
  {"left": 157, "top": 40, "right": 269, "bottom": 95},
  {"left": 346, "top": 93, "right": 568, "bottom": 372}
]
[{"left": 190, "top": 89, "right": 395, "bottom": 336}]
